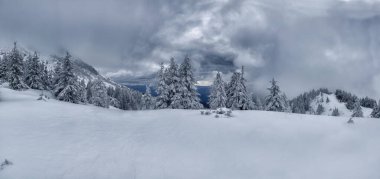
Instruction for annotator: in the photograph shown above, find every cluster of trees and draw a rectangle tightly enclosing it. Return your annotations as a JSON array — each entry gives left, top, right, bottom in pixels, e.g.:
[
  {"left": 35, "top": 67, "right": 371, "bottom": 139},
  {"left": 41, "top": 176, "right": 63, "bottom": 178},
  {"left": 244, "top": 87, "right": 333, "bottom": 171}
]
[
  {"left": 0, "top": 43, "right": 45, "bottom": 90},
  {"left": 155, "top": 57, "right": 203, "bottom": 109},
  {"left": 0, "top": 43, "right": 140, "bottom": 109},
  {"left": 290, "top": 88, "right": 331, "bottom": 114},
  {"left": 208, "top": 69, "right": 289, "bottom": 112},
  {"left": 208, "top": 67, "right": 254, "bottom": 110},
  {"left": 106, "top": 84, "right": 143, "bottom": 110},
  {"left": 2, "top": 42, "right": 380, "bottom": 118}
]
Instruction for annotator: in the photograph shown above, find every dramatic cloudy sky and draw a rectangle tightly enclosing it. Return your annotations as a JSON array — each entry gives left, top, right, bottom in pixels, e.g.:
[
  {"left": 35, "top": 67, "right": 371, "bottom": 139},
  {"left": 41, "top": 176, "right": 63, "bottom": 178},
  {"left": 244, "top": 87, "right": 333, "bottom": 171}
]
[{"left": 1, "top": 0, "right": 380, "bottom": 98}]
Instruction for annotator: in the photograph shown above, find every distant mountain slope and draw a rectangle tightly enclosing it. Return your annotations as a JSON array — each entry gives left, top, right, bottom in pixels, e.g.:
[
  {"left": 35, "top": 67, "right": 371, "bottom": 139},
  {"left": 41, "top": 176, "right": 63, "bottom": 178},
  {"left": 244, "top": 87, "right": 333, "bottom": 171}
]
[
  {"left": 1, "top": 45, "right": 137, "bottom": 93},
  {"left": 310, "top": 93, "right": 372, "bottom": 117},
  {"left": 47, "top": 55, "right": 120, "bottom": 88}
]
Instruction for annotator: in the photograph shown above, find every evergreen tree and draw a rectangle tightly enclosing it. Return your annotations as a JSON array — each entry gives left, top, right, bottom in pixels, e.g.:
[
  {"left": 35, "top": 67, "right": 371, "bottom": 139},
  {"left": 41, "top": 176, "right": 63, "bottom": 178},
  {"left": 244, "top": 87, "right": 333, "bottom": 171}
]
[
  {"left": 54, "top": 52, "right": 80, "bottom": 103},
  {"left": 155, "top": 63, "right": 169, "bottom": 109},
  {"left": 172, "top": 57, "right": 202, "bottom": 109},
  {"left": 226, "top": 67, "right": 253, "bottom": 110},
  {"left": 370, "top": 100, "right": 380, "bottom": 118},
  {"left": 265, "top": 78, "right": 287, "bottom": 112},
  {"left": 316, "top": 104, "right": 324, "bottom": 115},
  {"left": 8, "top": 42, "right": 27, "bottom": 90},
  {"left": 89, "top": 79, "right": 109, "bottom": 108},
  {"left": 78, "top": 80, "right": 88, "bottom": 103},
  {"left": 141, "top": 85, "right": 155, "bottom": 110},
  {"left": 351, "top": 100, "right": 363, "bottom": 117},
  {"left": 0, "top": 54, "right": 8, "bottom": 81},
  {"left": 40, "top": 61, "right": 51, "bottom": 89},
  {"left": 332, "top": 108, "right": 340, "bottom": 116},
  {"left": 25, "top": 52, "right": 44, "bottom": 90},
  {"left": 166, "top": 58, "right": 182, "bottom": 109},
  {"left": 209, "top": 72, "right": 227, "bottom": 109}
]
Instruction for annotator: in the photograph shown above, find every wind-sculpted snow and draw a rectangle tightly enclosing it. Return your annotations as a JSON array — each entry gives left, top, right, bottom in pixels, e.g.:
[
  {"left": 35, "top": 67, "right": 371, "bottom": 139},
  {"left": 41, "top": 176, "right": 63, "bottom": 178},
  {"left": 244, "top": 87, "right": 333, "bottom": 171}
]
[{"left": 0, "top": 88, "right": 380, "bottom": 179}]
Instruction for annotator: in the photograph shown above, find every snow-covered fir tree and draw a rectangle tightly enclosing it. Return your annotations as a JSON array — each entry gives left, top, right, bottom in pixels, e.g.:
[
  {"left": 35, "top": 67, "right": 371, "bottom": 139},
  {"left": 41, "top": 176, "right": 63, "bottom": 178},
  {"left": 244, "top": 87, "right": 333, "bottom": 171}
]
[
  {"left": 332, "top": 108, "right": 340, "bottom": 116},
  {"left": 209, "top": 72, "right": 227, "bottom": 109},
  {"left": 351, "top": 100, "right": 363, "bottom": 117},
  {"left": 226, "top": 67, "right": 253, "bottom": 110},
  {"left": 265, "top": 78, "right": 287, "bottom": 112},
  {"left": 155, "top": 63, "right": 170, "bottom": 109},
  {"left": 141, "top": 85, "right": 155, "bottom": 110},
  {"left": 165, "top": 58, "right": 182, "bottom": 109},
  {"left": 171, "top": 57, "right": 202, "bottom": 109},
  {"left": 0, "top": 55, "right": 8, "bottom": 81},
  {"left": 8, "top": 42, "right": 27, "bottom": 90},
  {"left": 89, "top": 79, "right": 109, "bottom": 108},
  {"left": 78, "top": 80, "right": 88, "bottom": 103},
  {"left": 25, "top": 52, "right": 44, "bottom": 90},
  {"left": 54, "top": 52, "right": 80, "bottom": 103},
  {"left": 40, "top": 61, "right": 52, "bottom": 89},
  {"left": 371, "top": 100, "right": 380, "bottom": 118},
  {"left": 316, "top": 104, "right": 324, "bottom": 115}
]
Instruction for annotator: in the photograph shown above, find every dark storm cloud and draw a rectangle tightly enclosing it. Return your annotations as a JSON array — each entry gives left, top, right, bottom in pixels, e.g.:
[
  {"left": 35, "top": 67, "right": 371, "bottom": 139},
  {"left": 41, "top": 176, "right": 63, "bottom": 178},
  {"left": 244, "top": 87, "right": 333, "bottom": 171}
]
[{"left": 2, "top": 0, "right": 380, "bottom": 98}]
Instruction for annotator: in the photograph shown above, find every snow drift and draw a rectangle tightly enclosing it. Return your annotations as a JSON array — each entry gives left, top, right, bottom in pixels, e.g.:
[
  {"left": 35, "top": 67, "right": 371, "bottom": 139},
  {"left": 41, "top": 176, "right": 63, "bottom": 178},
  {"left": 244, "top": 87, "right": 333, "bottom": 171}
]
[{"left": 0, "top": 87, "right": 380, "bottom": 179}]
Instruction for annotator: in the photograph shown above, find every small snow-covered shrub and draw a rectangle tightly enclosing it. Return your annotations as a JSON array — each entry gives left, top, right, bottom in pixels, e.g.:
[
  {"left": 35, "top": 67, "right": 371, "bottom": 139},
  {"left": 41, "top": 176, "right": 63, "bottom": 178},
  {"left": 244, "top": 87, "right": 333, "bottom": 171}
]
[
  {"left": 216, "top": 108, "right": 232, "bottom": 115},
  {"left": 0, "top": 159, "right": 12, "bottom": 170},
  {"left": 347, "top": 118, "right": 354, "bottom": 124},
  {"left": 202, "top": 108, "right": 233, "bottom": 118},
  {"left": 37, "top": 94, "right": 49, "bottom": 101},
  {"left": 226, "top": 110, "right": 232, "bottom": 117}
]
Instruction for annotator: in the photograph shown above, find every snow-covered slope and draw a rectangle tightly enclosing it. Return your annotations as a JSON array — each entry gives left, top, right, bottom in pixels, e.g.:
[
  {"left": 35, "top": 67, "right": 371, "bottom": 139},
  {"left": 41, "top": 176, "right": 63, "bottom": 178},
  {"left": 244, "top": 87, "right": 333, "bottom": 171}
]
[
  {"left": 1, "top": 45, "right": 125, "bottom": 89},
  {"left": 310, "top": 93, "right": 373, "bottom": 117},
  {"left": 1, "top": 87, "right": 380, "bottom": 179},
  {"left": 47, "top": 55, "right": 120, "bottom": 88}
]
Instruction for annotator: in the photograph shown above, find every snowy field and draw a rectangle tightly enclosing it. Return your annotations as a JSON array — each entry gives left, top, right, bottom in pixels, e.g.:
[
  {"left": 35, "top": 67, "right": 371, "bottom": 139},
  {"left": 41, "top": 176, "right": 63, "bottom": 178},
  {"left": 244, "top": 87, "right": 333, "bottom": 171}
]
[{"left": 1, "top": 87, "right": 380, "bottom": 179}]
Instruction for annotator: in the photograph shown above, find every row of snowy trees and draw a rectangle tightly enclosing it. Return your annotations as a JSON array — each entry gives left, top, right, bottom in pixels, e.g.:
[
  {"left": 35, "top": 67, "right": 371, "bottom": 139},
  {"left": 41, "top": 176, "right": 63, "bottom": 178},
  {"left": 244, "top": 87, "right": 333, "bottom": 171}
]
[
  {"left": 208, "top": 69, "right": 290, "bottom": 112},
  {"left": 0, "top": 43, "right": 119, "bottom": 109},
  {"left": 2, "top": 42, "right": 380, "bottom": 117}
]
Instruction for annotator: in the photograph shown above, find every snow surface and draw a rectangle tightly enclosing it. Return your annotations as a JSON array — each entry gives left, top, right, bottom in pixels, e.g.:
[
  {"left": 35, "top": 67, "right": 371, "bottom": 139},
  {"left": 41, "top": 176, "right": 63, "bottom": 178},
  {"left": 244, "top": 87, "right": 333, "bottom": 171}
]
[
  {"left": 310, "top": 93, "right": 373, "bottom": 117},
  {"left": 1, "top": 87, "right": 380, "bottom": 179}
]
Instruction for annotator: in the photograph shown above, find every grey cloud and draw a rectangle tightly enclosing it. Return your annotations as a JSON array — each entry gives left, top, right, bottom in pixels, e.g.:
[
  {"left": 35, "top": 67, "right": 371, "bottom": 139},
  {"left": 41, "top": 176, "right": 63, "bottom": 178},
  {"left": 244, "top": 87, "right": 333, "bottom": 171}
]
[{"left": 2, "top": 0, "right": 380, "bottom": 99}]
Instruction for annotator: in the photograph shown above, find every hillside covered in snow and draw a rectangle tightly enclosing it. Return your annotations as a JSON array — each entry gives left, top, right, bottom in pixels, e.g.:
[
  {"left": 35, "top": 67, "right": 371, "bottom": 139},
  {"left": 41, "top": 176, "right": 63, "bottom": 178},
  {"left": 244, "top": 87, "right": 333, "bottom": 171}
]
[{"left": 1, "top": 87, "right": 380, "bottom": 179}]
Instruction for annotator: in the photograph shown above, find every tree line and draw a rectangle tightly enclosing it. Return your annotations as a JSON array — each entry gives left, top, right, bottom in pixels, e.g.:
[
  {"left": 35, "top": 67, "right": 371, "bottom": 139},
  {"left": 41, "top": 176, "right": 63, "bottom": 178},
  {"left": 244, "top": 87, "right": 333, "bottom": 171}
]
[{"left": 1, "top": 42, "right": 380, "bottom": 118}]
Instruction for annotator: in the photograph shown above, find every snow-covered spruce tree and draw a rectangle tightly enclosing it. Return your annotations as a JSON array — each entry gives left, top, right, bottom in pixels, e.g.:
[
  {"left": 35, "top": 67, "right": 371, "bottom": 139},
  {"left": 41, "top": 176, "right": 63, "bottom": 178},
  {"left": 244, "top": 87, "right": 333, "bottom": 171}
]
[
  {"left": 370, "top": 100, "right": 380, "bottom": 118},
  {"left": 54, "top": 52, "right": 80, "bottom": 103},
  {"left": 155, "top": 63, "right": 170, "bottom": 109},
  {"left": 332, "top": 108, "right": 340, "bottom": 116},
  {"left": 141, "top": 85, "right": 155, "bottom": 110},
  {"left": 40, "top": 61, "right": 52, "bottom": 89},
  {"left": 225, "top": 67, "right": 253, "bottom": 110},
  {"left": 78, "top": 80, "right": 87, "bottom": 103},
  {"left": 25, "top": 52, "right": 44, "bottom": 90},
  {"left": 89, "top": 79, "right": 109, "bottom": 108},
  {"left": 0, "top": 54, "right": 9, "bottom": 81},
  {"left": 209, "top": 72, "right": 227, "bottom": 109},
  {"left": 265, "top": 78, "right": 287, "bottom": 112},
  {"left": 107, "top": 87, "right": 121, "bottom": 108},
  {"left": 171, "top": 57, "right": 202, "bottom": 109},
  {"left": 8, "top": 42, "right": 27, "bottom": 90},
  {"left": 165, "top": 58, "right": 182, "bottom": 109},
  {"left": 316, "top": 104, "right": 324, "bottom": 115},
  {"left": 351, "top": 100, "right": 363, "bottom": 117}
]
